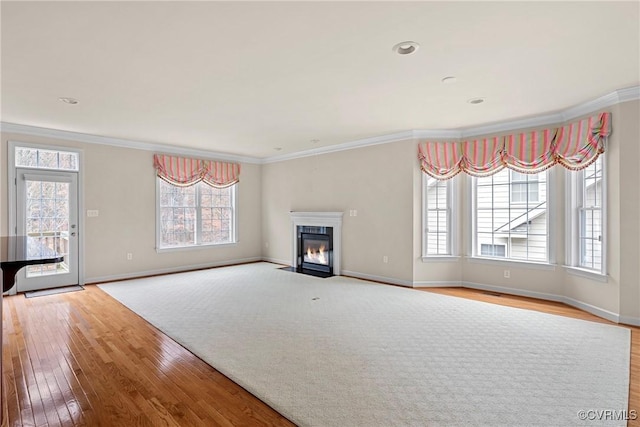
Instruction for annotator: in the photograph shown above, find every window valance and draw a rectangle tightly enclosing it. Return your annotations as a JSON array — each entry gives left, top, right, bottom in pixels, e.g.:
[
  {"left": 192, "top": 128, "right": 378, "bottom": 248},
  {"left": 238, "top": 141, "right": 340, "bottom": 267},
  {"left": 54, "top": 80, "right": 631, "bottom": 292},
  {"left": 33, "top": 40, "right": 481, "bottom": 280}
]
[
  {"left": 153, "top": 154, "right": 240, "bottom": 188},
  {"left": 418, "top": 112, "right": 611, "bottom": 180}
]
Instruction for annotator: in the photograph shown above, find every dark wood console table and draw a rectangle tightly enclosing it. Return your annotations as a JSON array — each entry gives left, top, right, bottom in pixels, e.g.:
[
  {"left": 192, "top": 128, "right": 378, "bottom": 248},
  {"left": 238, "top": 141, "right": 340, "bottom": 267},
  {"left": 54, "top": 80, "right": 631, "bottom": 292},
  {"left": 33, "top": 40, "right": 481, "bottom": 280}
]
[{"left": 1, "top": 236, "right": 64, "bottom": 293}]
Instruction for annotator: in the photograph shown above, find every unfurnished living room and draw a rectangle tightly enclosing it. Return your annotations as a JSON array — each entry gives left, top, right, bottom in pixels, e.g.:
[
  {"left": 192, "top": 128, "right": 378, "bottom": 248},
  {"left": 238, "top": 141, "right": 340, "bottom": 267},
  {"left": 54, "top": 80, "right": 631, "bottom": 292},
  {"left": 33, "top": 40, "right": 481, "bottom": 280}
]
[{"left": 1, "top": 1, "right": 639, "bottom": 426}]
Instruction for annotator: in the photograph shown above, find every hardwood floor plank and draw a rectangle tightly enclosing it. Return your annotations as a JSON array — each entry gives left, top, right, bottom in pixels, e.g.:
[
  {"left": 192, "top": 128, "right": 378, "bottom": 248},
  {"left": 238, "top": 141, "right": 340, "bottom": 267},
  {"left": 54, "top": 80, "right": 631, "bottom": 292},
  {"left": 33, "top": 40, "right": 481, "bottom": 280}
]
[{"left": 3, "top": 283, "right": 637, "bottom": 427}]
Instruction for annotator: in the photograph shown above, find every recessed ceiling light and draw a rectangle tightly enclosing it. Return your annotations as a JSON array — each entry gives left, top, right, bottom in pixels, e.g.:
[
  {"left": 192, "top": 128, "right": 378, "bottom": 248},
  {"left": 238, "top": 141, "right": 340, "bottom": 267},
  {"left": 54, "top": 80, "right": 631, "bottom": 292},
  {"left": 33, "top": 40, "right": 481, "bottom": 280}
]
[
  {"left": 441, "top": 76, "right": 457, "bottom": 84},
  {"left": 58, "top": 97, "right": 79, "bottom": 105},
  {"left": 468, "top": 97, "right": 485, "bottom": 105},
  {"left": 310, "top": 139, "right": 319, "bottom": 144},
  {"left": 392, "top": 41, "right": 420, "bottom": 55},
  {"left": 274, "top": 147, "right": 282, "bottom": 151}
]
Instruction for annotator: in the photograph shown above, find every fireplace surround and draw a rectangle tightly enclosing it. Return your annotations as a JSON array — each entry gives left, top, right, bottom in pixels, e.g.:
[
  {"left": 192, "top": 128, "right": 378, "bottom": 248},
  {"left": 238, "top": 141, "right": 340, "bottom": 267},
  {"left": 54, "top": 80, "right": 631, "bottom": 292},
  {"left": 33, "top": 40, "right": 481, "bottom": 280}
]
[{"left": 290, "top": 212, "right": 343, "bottom": 276}]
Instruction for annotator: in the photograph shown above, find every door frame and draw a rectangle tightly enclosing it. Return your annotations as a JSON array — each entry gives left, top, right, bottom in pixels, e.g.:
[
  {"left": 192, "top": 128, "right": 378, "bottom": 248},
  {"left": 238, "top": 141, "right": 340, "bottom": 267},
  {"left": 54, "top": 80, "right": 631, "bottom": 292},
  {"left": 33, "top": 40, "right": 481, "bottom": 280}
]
[{"left": 7, "top": 141, "right": 85, "bottom": 292}]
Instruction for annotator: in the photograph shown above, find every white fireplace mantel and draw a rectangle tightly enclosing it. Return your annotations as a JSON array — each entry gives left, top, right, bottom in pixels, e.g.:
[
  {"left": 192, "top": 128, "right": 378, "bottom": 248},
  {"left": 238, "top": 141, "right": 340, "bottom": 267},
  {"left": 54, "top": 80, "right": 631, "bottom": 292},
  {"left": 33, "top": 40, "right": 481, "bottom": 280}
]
[{"left": 290, "top": 212, "right": 343, "bottom": 275}]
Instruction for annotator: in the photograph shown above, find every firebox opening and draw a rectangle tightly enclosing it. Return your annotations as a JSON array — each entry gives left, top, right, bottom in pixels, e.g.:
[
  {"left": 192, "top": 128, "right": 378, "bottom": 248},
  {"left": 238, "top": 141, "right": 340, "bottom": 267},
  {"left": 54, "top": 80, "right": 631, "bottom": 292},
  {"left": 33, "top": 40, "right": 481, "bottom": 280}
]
[
  {"left": 303, "top": 238, "right": 329, "bottom": 265},
  {"left": 298, "top": 229, "right": 333, "bottom": 276}
]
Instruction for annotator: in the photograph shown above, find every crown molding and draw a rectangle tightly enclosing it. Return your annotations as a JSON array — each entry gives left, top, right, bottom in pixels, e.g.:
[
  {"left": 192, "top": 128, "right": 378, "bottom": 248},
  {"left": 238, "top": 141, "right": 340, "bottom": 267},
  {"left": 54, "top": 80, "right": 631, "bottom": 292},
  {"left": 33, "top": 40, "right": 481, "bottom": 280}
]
[
  {"left": 261, "top": 130, "right": 417, "bottom": 164},
  {"left": 0, "top": 122, "right": 262, "bottom": 164},
  {"left": 261, "top": 85, "right": 639, "bottom": 163},
  {"left": 2, "top": 86, "right": 638, "bottom": 165},
  {"left": 458, "top": 112, "right": 564, "bottom": 139}
]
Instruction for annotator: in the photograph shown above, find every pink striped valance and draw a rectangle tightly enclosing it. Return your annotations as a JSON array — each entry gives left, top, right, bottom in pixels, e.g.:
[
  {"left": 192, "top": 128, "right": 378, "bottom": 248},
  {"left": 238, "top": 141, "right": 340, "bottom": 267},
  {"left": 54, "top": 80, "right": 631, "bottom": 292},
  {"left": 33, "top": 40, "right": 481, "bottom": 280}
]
[
  {"left": 153, "top": 154, "right": 240, "bottom": 188},
  {"left": 418, "top": 112, "right": 611, "bottom": 180}
]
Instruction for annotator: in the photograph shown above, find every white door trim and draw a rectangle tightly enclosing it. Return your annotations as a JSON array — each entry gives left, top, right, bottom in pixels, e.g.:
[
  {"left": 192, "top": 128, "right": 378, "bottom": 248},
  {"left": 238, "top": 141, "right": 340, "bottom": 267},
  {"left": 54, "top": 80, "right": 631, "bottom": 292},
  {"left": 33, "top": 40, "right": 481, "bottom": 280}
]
[{"left": 7, "top": 141, "right": 85, "bottom": 293}]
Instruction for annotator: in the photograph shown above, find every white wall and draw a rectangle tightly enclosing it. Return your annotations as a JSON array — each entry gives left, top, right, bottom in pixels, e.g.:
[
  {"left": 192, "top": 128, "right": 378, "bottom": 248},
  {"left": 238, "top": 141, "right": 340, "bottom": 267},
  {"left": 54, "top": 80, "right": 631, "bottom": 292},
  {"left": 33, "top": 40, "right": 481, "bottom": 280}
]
[
  {"left": 2, "top": 100, "right": 638, "bottom": 325},
  {"left": 0, "top": 132, "right": 263, "bottom": 283},
  {"left": 262, "top": 140, "right": 415, "bottom": 285}
]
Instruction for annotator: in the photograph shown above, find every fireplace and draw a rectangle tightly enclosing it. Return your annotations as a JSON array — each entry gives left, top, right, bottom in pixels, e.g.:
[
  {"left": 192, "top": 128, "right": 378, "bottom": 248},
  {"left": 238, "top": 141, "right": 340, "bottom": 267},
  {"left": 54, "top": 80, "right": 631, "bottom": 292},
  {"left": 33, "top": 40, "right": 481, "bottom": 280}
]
[
  {"left": 299, "top": 228, "right": 333, "bottom": 274},
  {"left": 290, "top": 212, "right": 343, "bottom": 277}
]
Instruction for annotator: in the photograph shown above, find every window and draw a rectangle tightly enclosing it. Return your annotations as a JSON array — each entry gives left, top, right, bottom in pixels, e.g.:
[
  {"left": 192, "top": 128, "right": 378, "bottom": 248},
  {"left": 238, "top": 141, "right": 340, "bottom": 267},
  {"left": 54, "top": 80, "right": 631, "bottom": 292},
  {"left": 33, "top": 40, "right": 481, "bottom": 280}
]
[
  {"left": 510, "top": 171, "right": 539, "bottom": 203},
  {"left": 480, "top": 244, "right": 506, "bottom": 257},
  {"left": 567, "top": 155, "right": 605, "bottom": 274},
  {"left": 15, "top": 146, "right": 79, "bottom": 171},
  {"left": 157, "top": 179, "right": 236, "bottom": 249},
  {"left": 474, "top": 168, "right": 548, "bottom": 262},
  {"left": 423, "top": 175, "right": 456, "bottom": 257}
]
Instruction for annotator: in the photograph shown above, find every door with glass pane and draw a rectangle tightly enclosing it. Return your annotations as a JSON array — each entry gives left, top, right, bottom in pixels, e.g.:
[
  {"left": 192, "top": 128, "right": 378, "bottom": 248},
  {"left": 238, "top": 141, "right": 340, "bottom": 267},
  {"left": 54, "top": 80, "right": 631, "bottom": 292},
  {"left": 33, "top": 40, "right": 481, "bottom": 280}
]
[{"left": 15, "top": 170, "right": 79, "bottom": 292}]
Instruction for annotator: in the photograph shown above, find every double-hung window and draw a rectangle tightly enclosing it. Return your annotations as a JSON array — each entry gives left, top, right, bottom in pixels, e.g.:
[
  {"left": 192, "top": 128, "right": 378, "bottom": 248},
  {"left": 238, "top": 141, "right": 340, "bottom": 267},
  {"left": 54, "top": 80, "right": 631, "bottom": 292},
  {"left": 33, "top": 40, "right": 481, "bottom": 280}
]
[
  {"left": 157, "top": 179, "right": 236, "bottom": 250},
  {"left": 154, "top": 154, "right": 239, "bottom": 251},
  {"left": 423, "top": 175, "right": 456, "bottom": 257},
  {"left": 567, "top": 155, "right": 605, "bottom": 274},
  {"left": 473, "top": 169, "right": 549, "bottom": 262}
]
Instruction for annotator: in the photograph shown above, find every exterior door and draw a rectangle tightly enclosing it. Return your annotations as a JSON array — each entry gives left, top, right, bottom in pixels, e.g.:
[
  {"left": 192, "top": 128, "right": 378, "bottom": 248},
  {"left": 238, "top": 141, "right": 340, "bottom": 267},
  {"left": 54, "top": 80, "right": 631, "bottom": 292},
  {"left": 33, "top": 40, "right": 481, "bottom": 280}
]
[{"left": 15, "top": 169, "right": 79, "bottom": 292}]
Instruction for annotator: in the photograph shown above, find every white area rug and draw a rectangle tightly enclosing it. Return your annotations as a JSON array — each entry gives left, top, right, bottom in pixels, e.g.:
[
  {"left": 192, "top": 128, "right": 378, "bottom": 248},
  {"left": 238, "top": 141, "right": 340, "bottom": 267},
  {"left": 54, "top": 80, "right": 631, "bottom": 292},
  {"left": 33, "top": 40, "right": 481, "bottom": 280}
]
[{"left": 99, "top": 262, "right": 630, "bottom": 427}]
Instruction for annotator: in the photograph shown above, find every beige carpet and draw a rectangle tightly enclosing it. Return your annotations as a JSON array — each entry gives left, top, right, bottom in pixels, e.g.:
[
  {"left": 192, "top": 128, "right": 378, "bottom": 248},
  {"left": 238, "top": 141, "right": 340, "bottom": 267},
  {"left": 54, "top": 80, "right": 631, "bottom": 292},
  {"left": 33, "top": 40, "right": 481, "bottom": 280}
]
[{"left": 99, "top": 262, "right": 630, "bottom": 426}]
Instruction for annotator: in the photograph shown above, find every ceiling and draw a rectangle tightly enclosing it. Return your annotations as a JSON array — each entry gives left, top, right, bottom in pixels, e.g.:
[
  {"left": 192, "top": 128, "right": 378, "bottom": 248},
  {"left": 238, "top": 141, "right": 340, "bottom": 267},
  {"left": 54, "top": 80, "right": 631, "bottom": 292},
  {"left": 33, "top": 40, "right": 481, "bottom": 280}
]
[{"left": 2, "top": 1, "right": 639, "bottom": 160}]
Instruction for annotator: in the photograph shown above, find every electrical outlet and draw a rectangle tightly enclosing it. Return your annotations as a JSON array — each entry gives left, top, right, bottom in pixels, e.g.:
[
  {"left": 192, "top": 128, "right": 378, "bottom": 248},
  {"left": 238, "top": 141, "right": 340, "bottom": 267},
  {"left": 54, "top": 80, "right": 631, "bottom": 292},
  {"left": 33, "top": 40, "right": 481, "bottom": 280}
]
[
  {"left": 504, "top": 269, "right": 510, "bottom": 278},
  {"left": 87, "top": 210, "right": 99, "bottom": 217},
  {"left": 127, "top": 253, "right": 133, "bottom": 261},
  {"left": 383, "top": 255, "right": 388, "bottom": 263},
  {"left": 265, "top": 242, "right": 269, "bottom": 248}
]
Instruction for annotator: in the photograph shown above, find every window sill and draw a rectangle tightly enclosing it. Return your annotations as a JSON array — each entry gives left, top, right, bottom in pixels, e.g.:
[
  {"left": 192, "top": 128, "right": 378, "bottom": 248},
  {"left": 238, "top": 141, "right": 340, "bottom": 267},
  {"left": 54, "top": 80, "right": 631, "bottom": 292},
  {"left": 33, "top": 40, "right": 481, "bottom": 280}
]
[
  {"left": 421, "top": 256, "right": 461, "bottom": 263},
  {"left": 156, "top": 242, "right": 237, "bottom": 253},
  {"left": 564, "top": 266, "right": 608, "bottom": 283},
  {"left": 466, "top": 256, "right": 556, "bottom": 271}
]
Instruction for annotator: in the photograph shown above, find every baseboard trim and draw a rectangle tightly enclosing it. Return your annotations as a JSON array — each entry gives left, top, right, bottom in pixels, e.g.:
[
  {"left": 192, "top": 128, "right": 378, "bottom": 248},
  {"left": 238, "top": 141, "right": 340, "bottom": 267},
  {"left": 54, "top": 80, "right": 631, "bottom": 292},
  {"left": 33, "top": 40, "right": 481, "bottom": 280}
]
[
  {"left": 462, "top": 281, "right": 565, "bottom": 303},
  {"left": 462, "top": 281, "right": 621, "bottom": 324},
  {"left": 86, "top": 257, "right": 263, "bottom": 284},
  {"left": 619, "top": 315, "right": 640, "bottom": 327},
  {"left": 341, "top": 270, "right": 414, "bottom": 287},
  {"left": 561, "top": 296, "right": 620, "bottom": 324},
  {"left": 413, "top": 280, "right": 463, "bottom": 288}
]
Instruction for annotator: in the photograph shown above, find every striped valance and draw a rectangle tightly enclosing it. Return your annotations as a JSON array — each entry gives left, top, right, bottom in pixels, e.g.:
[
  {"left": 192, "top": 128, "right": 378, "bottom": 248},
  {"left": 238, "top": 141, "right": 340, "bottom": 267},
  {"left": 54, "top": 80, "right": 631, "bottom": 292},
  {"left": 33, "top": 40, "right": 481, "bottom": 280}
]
[
  {"left": 418, "top": 112, "right": 611, "bottom": 179},
  {"left": 153, "top": 154, "right": 240, "bottom": 188}
]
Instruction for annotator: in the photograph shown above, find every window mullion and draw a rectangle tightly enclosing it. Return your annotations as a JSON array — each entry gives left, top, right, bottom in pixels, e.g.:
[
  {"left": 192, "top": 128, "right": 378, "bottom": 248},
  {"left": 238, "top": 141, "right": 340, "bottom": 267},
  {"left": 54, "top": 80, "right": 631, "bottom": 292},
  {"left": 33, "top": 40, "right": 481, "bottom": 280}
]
[{"left": 195, "top": 184, "right": 202, "bottom": 245}]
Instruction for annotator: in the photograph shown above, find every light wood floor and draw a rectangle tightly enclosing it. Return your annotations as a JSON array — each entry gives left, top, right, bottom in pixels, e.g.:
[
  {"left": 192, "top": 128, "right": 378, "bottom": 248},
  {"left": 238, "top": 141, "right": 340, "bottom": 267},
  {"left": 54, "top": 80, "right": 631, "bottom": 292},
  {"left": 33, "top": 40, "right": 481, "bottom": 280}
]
[{"left": 1, "top": 284, "right": 638, "bottom": 426}]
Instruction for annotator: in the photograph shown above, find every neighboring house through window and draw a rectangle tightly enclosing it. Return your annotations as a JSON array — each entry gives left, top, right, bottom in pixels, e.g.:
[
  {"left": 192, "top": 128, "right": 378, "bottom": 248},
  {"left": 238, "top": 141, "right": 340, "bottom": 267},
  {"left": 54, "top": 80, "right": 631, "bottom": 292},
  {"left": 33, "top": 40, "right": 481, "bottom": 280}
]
[{"left": 474, "top": 168, "right": 549, "bottom": 262}]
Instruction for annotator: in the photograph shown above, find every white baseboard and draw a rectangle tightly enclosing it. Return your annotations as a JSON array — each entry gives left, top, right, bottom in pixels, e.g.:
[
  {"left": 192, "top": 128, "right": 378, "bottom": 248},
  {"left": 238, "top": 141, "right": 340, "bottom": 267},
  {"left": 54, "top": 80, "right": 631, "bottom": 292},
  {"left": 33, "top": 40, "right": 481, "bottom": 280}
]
[
  {"left": 561, "top": 296, "right": 620, "bottom": 324},
  {"left": 462, "top": 281, "right": 622, "bottom": 324},
  {"left": 413, "top": 280, "right": 463, "bottom": 288},
  {"left": 341, "top": 270, "right": 414, "bottom": 287},
  {"left": 462, "top": 281, "right": 565, "bottom": 303},
  {"left": 86, "top": 257, "right": 263, "bottom": 284},
  {"left": 617, "top": 315, "right": 640, "bottom": 327}
]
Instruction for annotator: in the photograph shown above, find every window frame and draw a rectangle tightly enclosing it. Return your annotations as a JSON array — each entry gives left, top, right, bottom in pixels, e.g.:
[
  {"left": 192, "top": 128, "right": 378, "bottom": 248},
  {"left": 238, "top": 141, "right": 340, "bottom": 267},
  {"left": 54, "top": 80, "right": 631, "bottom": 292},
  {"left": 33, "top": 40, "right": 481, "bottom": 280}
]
[
  {"left": 470, "top": 168, "right": 555, "bottom": 266},
  {"left": 422, "top": 174, "right": 458, "bottom": 261},
  {"left": 155, "top": 178, "right": 238, "bottom": 252},
  {"left": 565, "top": 155, "right": 607, "bottom": 280}
]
